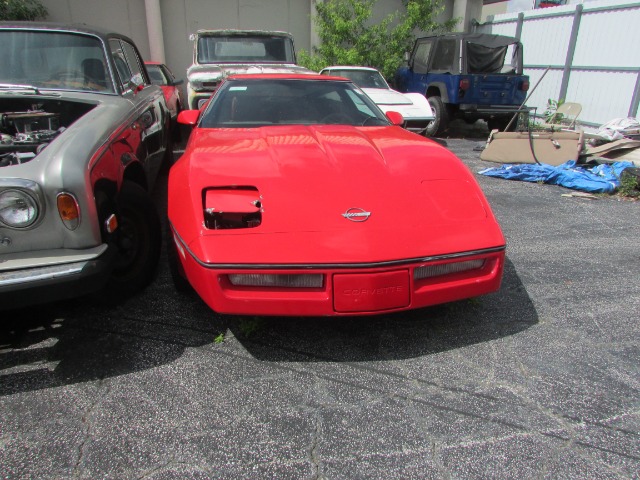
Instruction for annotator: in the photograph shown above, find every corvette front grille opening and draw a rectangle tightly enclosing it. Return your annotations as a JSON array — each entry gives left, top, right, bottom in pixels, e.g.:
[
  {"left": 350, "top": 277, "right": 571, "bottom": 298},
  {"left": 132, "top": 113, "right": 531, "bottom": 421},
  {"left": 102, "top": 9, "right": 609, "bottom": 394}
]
[
  {"left": 414, "top": 259, "right": 485, "bottom": 280},
  {"left": 228, "top": 274, "right": 324, "bottom": 288}
]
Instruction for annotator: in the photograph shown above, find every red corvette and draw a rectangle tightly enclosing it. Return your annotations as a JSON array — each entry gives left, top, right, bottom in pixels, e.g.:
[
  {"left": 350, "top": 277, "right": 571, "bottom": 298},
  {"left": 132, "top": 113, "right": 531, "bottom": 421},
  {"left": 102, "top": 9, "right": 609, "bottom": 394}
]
[{"left": 168, "top": 74, "right": 505, "bottom": 316}]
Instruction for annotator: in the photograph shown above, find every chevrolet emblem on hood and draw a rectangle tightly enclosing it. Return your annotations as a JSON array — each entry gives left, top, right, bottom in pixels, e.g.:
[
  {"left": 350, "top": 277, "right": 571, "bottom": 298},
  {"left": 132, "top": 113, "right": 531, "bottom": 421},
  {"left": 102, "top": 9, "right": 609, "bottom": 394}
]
[{"left": 342, "top": 208, "right": 371, "bottom": 222}]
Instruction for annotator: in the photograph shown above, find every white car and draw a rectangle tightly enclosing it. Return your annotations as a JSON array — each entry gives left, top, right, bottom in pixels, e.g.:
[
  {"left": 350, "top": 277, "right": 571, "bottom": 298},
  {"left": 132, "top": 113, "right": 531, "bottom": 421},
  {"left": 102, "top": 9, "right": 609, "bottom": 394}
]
[{"left": 320, "top": 66, "right": 435, "bottom": 134}]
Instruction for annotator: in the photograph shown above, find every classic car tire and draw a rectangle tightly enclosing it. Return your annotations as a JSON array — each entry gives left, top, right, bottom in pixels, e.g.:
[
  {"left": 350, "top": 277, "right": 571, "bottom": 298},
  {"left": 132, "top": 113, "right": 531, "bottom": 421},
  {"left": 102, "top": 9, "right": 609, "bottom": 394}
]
[
  {"left": 108, "top": 181, "right": 161, "bottom": 293},
  {"left": 425, "top": 96, "right": 449, "bottom": 137},
  {"left": 166, "top": 221, "right": 193, "bottom": 293}
]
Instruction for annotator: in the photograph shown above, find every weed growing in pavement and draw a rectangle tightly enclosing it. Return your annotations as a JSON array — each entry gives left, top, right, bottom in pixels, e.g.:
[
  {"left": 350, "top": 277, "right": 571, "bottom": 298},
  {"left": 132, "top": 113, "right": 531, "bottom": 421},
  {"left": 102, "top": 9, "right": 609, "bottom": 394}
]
[
  {"left": 214, "top": 332, "right": 225, "bottom": 344},
  {"left": 618, "top": 174, "right": 640, "bottom": 198},
  {"left": 238, "top": 317, "right": 264, "bottom": 338}
]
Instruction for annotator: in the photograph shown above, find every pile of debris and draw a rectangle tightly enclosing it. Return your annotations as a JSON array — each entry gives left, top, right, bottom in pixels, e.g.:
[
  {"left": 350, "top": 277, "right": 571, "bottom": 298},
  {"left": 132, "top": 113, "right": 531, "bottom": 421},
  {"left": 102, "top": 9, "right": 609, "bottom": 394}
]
[{"left": 478, "top": 116, "right": 640, "bottom": 195}]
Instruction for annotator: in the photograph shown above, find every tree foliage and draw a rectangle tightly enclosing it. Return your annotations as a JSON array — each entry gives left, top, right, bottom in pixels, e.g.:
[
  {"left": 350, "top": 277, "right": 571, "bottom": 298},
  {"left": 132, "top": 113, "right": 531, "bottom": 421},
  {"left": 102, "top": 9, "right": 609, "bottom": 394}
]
[
  {"left": 298, "top": 0, "right": 456, "bottom": 79},
  {"left": 0, "top": 0, "right": 48, "bottom": 21}
]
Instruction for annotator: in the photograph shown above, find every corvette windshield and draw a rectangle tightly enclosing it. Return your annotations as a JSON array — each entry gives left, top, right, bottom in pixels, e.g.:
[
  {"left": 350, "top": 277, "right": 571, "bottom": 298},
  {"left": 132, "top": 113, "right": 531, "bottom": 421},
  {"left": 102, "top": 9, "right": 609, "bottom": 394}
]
[
  {"left": 0, "top": 30, "right": 114, "bottom": 93},
  {"left": 200, "top": 78, "right": 390, "bottom": 128}
]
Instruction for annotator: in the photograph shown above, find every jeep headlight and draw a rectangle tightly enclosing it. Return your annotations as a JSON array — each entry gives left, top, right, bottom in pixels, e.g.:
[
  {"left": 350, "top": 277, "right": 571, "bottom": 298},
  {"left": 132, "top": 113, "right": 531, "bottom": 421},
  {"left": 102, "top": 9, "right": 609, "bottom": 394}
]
[{"left": 0, "top": 189, "right": 39, "bottom": 227}]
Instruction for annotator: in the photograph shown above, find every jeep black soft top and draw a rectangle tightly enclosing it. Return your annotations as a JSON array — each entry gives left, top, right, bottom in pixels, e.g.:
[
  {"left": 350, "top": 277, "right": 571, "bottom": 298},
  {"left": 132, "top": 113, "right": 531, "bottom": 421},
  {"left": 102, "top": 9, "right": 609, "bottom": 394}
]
[{"left": 395, "top": 32, "right": 529, "bottom": 136}]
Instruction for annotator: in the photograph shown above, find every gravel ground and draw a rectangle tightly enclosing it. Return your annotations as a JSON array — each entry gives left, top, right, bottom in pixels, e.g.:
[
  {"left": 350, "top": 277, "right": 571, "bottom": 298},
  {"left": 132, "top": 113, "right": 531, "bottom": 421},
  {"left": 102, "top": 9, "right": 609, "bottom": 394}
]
[{"left": 1, "top": 120, "right": 638, "bottom": 479}]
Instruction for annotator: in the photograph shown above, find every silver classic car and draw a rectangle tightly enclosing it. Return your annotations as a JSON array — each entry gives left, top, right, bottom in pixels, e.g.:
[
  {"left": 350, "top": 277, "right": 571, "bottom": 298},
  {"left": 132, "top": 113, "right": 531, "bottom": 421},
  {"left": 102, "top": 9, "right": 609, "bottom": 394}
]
[{"left": 0, "top": 22, "right": 171, "bottom": 309}]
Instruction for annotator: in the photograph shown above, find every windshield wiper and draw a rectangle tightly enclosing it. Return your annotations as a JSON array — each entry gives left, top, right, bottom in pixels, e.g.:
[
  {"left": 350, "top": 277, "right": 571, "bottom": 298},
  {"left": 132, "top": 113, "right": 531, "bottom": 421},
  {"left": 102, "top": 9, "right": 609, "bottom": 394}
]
[{"left": 0, "top": 83, "right": 45, "bottom": 95}]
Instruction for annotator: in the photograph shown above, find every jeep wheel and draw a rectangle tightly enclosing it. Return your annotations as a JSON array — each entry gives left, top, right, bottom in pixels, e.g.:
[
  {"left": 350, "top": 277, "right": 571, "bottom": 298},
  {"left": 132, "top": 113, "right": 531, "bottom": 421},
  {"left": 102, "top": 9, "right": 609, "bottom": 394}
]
[
  {"left": 108, "top": 181, "right": 161, "bottom": 293},
  {"left": 425, "top": 96, "right": 449, "bottom": 137}
]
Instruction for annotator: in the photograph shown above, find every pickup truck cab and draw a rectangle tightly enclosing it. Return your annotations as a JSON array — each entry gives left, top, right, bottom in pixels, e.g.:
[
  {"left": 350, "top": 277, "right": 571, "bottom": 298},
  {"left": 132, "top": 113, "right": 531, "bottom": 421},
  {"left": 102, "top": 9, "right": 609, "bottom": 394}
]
[
  {"left": 186, "top": 29, "right": 312, "bottom": 109},
  {"left": 394, "top": 33, "right": 529, "bottom": 136}
]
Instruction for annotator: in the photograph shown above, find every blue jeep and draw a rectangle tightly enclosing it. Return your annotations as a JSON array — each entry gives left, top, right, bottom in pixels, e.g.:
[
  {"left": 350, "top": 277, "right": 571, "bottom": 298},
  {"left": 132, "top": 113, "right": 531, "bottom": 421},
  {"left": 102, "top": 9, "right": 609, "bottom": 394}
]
[{"left": 394, "top": 33, "right": 529, "bottom": 136}]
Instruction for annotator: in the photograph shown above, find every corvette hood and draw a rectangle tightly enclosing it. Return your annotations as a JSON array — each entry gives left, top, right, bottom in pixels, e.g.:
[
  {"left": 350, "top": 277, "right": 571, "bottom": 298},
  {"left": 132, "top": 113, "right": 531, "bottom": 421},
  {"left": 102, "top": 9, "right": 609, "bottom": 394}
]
[
  {"left": 174, "top": 125, "right": 504, "bottom": 264},
  {"left": 361, "top": 88, "right": 413, "bottom": 105}
]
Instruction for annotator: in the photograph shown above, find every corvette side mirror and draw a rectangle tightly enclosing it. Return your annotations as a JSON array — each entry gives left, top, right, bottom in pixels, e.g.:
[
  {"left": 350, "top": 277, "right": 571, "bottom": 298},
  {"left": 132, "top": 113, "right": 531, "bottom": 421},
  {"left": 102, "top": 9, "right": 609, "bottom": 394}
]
[
  {"left": 385, "top": 111, "right": 404, "bottom": 126},
  {"left": 178, "top": 110, "right": 200, "bottom": 126}
]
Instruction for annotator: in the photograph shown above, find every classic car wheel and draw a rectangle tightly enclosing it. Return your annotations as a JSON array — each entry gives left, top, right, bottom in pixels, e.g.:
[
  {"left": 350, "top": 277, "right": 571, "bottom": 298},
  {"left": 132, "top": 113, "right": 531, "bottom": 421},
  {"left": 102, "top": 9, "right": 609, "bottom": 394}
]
[
  {"left": 108, "top": 181, "right": 161, "bottom": 293},
  {"left": 425, "top": 96, "right": 449, "bottom": 137}
]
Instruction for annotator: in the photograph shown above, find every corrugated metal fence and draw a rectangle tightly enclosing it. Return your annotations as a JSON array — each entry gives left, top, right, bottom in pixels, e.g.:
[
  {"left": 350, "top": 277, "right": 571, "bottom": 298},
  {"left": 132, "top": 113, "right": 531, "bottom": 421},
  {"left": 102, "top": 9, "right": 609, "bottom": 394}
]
[{"left": 475, "top": 0, "right": 640, "bottom": 127}]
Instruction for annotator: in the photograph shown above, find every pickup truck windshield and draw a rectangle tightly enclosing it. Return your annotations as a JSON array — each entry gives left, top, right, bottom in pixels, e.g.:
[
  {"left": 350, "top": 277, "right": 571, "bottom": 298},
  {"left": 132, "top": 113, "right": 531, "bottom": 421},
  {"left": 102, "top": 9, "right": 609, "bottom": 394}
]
[
  {"left": 197, "top": 35, "right": 295, "bottom": 64},
  {"left": 0, "top": 30, "right": 113, "bottom": 93}
]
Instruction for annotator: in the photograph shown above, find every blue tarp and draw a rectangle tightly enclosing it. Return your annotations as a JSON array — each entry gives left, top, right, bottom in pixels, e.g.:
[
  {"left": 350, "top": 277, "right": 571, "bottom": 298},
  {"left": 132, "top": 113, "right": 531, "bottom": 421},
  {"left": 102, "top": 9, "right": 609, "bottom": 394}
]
[{"left": 478, "top": 160, "right": 634, "bottom": 193}]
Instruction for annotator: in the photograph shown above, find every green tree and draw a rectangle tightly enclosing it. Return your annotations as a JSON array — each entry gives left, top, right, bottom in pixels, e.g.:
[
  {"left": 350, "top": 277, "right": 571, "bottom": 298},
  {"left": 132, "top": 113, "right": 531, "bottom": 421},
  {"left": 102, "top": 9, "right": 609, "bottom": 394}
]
[
  {"left": 298, "top": 0, "right": 456, "bottom": 79},
  {"left": 0, "top": 0, "right": 48, "bottom": 21}
]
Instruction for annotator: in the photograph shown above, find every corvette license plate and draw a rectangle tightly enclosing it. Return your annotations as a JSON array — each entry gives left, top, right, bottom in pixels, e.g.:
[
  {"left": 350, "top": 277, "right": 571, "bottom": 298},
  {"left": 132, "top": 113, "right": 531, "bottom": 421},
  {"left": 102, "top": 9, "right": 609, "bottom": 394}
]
[{"left": 333, "top": 270, "right": 410, "bottom": 313}]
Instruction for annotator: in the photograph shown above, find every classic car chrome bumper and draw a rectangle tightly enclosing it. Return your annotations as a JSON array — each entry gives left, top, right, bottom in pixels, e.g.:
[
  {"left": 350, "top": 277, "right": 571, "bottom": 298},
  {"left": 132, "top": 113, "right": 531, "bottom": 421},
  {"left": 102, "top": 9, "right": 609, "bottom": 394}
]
[{"left": 0, "top": 244, "right": 116, "bottom": 309}]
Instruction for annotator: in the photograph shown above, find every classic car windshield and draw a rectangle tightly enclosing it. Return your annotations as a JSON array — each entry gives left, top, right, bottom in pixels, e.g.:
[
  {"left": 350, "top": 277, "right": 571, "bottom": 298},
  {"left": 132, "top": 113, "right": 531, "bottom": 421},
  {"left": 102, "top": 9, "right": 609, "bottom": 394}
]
[
  {"left": 0, "top": 30, "right": 114, "bottom": 93},
  {"left": 200, "top": 78, "right": 390, "bottom": 128},
  {"left": 329, "top": 70, "right": 389, "bottom": 90},
  {"left": 197, "top": 35, "right": 295, "bottom": 64}
]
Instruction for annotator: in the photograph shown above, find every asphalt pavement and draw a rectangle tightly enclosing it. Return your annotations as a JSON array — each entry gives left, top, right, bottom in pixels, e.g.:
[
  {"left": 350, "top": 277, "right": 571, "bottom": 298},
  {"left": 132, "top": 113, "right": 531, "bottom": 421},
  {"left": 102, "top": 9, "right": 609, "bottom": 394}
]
[{"left": 1, "top": 121, "right": 639, "bottom": 479}]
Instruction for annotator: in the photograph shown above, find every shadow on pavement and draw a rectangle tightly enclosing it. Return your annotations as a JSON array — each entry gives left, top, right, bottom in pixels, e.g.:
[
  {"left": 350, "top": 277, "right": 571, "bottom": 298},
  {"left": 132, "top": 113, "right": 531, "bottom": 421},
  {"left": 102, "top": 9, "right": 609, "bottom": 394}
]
[
  {"left": 1, "top": 255, "right": 536, "bottom": 395},
  {"left": 226, "top": 257, "right": 538, "bottom": 362}
]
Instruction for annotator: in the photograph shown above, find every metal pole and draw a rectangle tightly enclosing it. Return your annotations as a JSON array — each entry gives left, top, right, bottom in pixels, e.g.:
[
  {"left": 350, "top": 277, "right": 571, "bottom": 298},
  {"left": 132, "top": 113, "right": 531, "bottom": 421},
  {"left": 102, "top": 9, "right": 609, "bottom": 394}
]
[
  {"left": 504, "top": 66, "right": 550, "bottom": 131},
  {"left": 144, "top": 0, "right": 165, "bottom": 63}
]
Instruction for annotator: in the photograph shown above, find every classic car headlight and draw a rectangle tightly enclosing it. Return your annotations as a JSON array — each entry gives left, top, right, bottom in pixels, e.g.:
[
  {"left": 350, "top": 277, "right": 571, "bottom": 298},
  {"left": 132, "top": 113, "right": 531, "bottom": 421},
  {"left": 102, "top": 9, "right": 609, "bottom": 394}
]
[{"left": 0, "top": 189, "right": 38, "bottom": 228}]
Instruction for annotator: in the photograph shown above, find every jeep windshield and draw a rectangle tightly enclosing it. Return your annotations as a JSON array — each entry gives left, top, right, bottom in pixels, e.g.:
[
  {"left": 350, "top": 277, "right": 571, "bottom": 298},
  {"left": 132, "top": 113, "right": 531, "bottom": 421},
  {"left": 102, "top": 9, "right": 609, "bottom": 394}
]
[
  {"left": 0, "top": 30, "right": 114, "bottom": 93},
  {"left": 197, "top": 35, "right": 295, "bottom": 64}
]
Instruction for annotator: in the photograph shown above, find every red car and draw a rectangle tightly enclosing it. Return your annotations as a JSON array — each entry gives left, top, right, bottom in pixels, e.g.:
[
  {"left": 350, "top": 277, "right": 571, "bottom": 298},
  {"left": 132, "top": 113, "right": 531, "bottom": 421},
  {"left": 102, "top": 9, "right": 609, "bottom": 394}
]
[
  {"left": 168, "top": 74, "right": 505, "bottom": 316},
  {"left": 145, "top": 61, "right": 183, "bottom": 120}
]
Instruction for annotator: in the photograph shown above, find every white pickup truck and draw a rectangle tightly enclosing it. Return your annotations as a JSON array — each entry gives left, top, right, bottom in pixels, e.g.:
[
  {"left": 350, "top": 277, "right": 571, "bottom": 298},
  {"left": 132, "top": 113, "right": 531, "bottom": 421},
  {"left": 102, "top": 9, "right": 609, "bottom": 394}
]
[{"left": 187, "top": 29, "right": 313, "bottom": 110}]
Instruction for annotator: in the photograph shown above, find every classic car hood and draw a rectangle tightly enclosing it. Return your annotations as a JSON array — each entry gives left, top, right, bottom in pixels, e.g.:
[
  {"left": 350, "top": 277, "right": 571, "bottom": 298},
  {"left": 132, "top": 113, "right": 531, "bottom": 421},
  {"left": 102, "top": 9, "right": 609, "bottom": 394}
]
[
  {"left": 361, "top": 88, "right": 413, "bottom": 105},
  {"left": 174, "top": 125, "right": 504, "bottom": 264},
  {"left": 187, "top": 63, "right": 313, "bottom": 82}
]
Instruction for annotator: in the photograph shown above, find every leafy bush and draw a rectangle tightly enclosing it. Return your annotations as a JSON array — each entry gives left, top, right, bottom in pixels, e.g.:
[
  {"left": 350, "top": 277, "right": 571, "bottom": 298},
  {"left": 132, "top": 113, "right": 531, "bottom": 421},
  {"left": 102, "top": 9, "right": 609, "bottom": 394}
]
[
  {"left": 0, "top": 0, "right": 47, "bottom": 20},
  {"left": 543, "top": 98, "right": 564, "bottom": 123},
  {"left": 299, "top": 0, "right": 456, "bottom": 80}
]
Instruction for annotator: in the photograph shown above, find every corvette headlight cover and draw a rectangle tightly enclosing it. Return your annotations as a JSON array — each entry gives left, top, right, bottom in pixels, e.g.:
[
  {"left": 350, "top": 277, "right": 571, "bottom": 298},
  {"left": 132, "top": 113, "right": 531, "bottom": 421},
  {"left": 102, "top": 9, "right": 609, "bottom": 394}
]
[
  {"left": 203, "top": 186, "right": 262, "bottom": 229},
  {"left": 0, "top": 189, "right": 38, "bottom": 228}
]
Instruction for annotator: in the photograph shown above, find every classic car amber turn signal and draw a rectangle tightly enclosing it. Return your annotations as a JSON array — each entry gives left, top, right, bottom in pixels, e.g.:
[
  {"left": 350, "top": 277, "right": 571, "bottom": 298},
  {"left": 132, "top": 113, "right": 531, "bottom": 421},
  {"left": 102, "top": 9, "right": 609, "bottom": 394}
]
[{"left": 57, "top": 193, "right": 80, "bottom": 230}]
